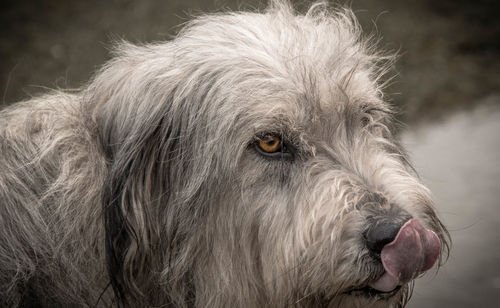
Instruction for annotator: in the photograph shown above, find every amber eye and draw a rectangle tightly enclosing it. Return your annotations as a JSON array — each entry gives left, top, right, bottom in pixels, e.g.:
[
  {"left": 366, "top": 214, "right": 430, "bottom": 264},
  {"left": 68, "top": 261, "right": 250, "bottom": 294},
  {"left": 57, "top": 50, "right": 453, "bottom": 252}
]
[
  {"left": 257, "top": 135, "right": 281, "bottom": 153},
  {"left": 254, "top": 134, "right": 295, "bottom": 160}
]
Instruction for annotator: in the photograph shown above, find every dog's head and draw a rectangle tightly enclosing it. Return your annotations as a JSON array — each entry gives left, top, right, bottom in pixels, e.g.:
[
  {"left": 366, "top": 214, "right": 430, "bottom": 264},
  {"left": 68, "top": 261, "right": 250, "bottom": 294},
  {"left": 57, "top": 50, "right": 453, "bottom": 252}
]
[{"left": 87, "top": 1, "right": 449, "bottom": 306}]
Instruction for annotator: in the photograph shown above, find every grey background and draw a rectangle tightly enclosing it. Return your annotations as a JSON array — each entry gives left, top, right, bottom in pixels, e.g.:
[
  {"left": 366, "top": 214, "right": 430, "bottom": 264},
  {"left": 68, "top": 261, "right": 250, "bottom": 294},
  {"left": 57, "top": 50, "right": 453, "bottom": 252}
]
[{"left": 1, "top": 0, "right": 499, "bottom": 307}]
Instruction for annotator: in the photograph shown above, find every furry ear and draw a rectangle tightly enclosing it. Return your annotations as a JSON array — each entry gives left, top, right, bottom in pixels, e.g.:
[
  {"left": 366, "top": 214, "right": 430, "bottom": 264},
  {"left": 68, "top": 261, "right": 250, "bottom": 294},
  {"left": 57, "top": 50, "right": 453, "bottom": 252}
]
[
  {"left": 102, "top": 124, "right": 169, "bottom": 304},
  {"left": 103, "top": 170, "right": 131, "bottom": 304},
  {"left": 84, "top": 44, "right": 183, "bottom": 304},
  {"left": 101, "top": 108, "right": 180, "bottom": 305},
  {"left": 86, "top": 40, "right": 222, "bottom": 305}
]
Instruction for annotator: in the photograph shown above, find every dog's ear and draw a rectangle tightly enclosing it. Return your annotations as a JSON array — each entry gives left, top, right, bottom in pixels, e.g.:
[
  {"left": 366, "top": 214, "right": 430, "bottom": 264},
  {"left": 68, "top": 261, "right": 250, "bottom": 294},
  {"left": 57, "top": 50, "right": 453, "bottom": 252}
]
[
  {"left": 84, "top": 45, "right": 183, "bottom": 304},
  {"left": 102, "top": 123, "right": 175, "bottom": 305},
  {"left": 86, "top": 41, "right": 224, "bottom": 304}
]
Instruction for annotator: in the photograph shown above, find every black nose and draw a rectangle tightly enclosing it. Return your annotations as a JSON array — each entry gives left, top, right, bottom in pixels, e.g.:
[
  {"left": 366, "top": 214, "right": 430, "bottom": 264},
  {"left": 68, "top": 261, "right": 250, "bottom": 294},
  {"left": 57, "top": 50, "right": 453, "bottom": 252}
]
[{"left": 365, "top": 220, "right": 407, "bottom": 254}]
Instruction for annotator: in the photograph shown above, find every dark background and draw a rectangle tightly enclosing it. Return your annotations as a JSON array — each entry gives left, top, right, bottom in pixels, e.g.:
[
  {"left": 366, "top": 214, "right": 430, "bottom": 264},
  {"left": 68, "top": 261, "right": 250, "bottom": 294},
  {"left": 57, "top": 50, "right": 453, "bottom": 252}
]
[
  {"left": 1, "top": 1, "right": 499, "bottom": 307},
  {"left": 1, "top": 0, "right": 499, "bottom": 122}
]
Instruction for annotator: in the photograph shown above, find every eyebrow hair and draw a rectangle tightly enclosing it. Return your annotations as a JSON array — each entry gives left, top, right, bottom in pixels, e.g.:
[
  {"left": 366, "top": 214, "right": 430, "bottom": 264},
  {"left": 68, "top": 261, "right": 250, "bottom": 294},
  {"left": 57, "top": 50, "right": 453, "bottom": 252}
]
[{"left": 361, "top": 104, "right": 395, "bottom": 115}]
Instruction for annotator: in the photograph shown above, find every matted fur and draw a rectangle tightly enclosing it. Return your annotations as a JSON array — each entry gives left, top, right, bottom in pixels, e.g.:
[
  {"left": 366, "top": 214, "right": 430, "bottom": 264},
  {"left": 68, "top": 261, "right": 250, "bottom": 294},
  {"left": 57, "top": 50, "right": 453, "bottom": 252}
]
[{"left": 0, "top": 1, "right": 449, "bottom": 307}]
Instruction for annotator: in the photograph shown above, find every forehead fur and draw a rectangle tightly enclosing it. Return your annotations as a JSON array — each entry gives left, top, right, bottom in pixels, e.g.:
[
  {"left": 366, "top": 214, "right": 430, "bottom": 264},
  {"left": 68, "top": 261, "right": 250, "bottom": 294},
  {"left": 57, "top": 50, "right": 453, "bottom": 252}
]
[
  {"left": 172, "top": 1, "right": 389, "bottom": 110},
  {"left": 91, "top": 1, "right": 393, "bottom": 156}
]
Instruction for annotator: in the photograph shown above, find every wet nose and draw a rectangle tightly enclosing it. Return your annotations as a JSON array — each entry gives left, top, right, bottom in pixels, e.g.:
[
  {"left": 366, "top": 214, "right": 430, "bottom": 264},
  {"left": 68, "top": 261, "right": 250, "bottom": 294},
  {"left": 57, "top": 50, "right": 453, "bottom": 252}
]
[{"left": 365, "top": 220, "right": 408, "bottom": 254}]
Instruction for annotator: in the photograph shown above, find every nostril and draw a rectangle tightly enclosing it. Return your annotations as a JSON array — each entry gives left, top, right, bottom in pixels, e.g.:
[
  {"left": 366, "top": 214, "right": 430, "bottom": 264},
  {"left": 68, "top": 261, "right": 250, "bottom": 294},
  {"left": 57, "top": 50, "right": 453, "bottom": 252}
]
[{"left": 365, "top": 221, "right": 407, "bottom": 254}]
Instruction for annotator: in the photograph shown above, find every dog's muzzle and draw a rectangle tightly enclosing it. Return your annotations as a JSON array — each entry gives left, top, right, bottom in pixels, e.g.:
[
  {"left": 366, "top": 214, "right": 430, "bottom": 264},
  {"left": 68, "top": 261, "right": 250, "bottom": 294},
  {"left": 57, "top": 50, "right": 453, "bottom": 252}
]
[{"left": 365, "top": 216, "right": 441, "bottom": 292}]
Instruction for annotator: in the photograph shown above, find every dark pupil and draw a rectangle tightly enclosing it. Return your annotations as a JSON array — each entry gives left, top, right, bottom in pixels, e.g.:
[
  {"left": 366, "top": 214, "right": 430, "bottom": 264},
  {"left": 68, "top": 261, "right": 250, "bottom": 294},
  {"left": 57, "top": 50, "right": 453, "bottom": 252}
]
[
  {"left": 264, "top": 137, "right": 278, "bottom": 147},
  {"left": 264, "top": 138, "right": 278, "bottom": 146}
]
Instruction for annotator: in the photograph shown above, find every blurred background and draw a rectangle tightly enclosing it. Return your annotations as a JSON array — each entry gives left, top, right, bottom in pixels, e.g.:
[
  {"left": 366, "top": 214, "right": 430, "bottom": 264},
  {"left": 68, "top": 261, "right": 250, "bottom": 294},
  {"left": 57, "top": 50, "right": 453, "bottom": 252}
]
[{"left": 0, "top": 0, "right": 499, "bottom": 306}]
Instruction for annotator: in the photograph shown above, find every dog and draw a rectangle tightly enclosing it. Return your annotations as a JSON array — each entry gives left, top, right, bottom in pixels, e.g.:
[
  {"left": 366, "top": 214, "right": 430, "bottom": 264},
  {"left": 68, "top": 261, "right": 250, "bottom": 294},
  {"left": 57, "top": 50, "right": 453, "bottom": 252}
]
[{"left": 0, "top": 1, "right": 449, "bottom": 307}]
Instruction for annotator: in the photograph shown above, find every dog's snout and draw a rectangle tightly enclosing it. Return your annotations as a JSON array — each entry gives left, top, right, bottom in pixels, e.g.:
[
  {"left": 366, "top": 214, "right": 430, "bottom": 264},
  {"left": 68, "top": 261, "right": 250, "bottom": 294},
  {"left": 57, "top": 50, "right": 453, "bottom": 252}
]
[{"left": 365, "top": 220, "right": 407, "bottom": 254}]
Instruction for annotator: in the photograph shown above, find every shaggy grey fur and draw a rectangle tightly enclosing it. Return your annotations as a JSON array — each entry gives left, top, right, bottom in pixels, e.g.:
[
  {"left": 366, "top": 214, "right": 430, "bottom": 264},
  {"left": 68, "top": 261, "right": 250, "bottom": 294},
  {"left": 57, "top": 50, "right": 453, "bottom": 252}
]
[{"left": 0, "top": 1, "right": 449, "bottom": 307}]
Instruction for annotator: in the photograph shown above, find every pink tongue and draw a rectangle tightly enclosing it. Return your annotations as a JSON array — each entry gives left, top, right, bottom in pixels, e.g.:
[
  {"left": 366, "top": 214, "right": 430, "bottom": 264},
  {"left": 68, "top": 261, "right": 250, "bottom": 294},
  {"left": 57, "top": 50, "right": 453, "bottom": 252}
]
[{"left": 369, "top": 219, "right": 441, "bottom": 292}]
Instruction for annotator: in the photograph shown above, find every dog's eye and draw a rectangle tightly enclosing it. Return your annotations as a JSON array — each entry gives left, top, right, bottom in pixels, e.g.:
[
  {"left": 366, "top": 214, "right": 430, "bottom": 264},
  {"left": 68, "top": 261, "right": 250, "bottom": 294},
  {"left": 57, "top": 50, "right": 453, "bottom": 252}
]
[
  {"left": 254, "top": 134, "right": 294, "bottom": 159},
  {"left": 258, "top": 135, "right": 281, "bottom": 153}
]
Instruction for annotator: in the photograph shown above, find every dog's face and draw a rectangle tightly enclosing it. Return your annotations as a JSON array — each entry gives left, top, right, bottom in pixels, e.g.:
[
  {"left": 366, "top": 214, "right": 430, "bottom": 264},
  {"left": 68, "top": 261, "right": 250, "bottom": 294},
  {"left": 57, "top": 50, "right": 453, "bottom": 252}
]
[
  {"left": 94, "top": 2, "right": 449, "bottom": 306},
  {"left": 211, "top": 60, "right": 445, "bottom": 306}
]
